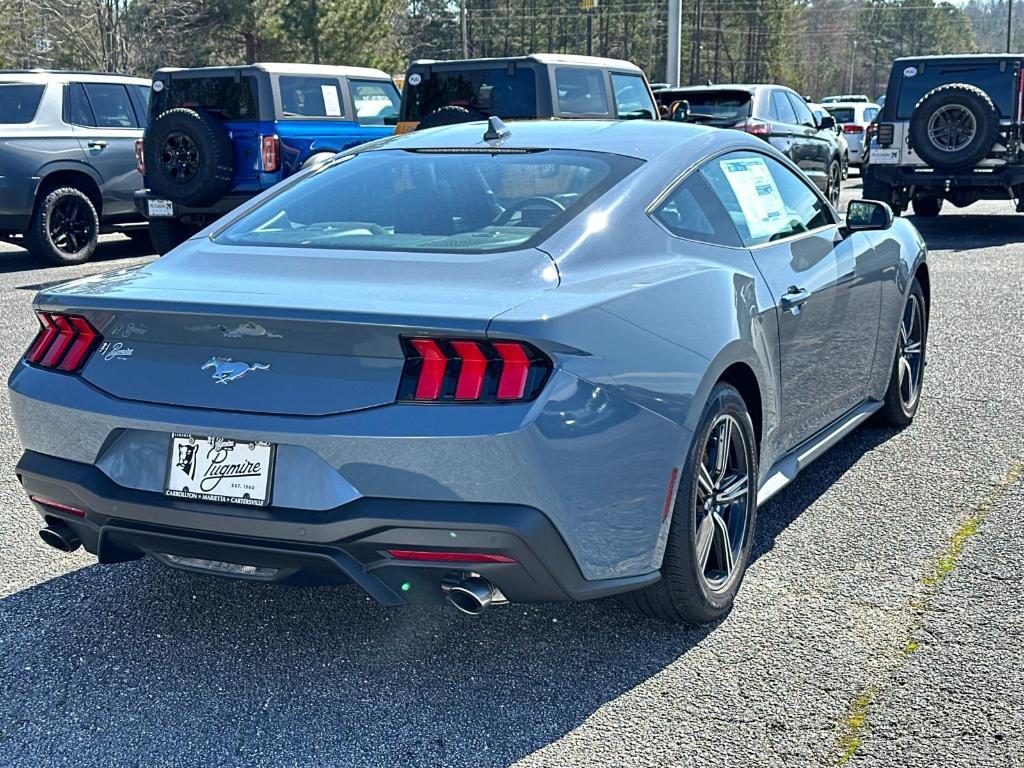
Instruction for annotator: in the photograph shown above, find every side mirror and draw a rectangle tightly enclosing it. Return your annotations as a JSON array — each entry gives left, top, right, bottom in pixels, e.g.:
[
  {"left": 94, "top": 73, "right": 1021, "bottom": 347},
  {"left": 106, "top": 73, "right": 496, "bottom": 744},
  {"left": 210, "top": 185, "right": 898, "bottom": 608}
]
[
  {"left": 670, "top": 99, "right": 690, "bottom": 122},
  {"left": 845, "top": 199, "right": 893, "bottom": 232},
  {"left": 658, "top": 104, "right": 669, "bottom": 119},
  {"left": 818, "top": 115, "right": 836, "bottom": 131}
]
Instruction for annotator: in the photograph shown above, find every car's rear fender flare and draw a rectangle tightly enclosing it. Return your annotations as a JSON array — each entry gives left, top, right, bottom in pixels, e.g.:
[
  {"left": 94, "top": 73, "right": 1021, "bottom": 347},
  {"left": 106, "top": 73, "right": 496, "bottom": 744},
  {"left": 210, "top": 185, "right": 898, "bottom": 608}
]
[{"left": 34, "top": 162, "right": 105, "bottom": 218}]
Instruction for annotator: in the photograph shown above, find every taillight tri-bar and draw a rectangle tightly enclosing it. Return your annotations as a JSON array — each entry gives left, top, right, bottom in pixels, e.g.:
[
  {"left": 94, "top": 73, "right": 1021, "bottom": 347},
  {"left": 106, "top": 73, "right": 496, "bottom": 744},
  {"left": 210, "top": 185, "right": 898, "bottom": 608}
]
[
  {"left": 26, "top": 312, "right": 101, "bottom": 373},
  {"left": 399, "top": 337, "right": 551, "bottom": 403}
]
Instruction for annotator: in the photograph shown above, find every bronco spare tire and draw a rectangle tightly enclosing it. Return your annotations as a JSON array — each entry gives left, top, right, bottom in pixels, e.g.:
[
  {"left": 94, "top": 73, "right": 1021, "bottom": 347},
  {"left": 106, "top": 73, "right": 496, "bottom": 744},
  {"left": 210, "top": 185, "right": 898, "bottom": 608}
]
[
  {"left": 909, "top": 83, "right": 999, "bottom": 169},
  {"left": 144, "top": 108, "right": 234, "bottom": 206}
]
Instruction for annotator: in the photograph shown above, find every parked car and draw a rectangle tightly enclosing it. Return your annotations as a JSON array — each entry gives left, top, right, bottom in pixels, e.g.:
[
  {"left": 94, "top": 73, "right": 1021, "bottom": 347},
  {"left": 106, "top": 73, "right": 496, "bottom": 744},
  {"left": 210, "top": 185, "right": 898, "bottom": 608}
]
[
  {"left": 821, "top": 94, "right": 870, "bottom": 104},
  {"left": 863, "top": 54, "right": 1024, "bottom": 217},
  {"left": 824, "top": 101, "right": 880, "bottom": 169},
  {"left": 135, "top": 63, "right": 400, "bottom": 254},
  {"left": 11, "top": 118, "right": 929, "bottom": 624},
  {"left": 657, "top": 84, "right": 844, "bottom": 205},
  {"left": 811, "top": 102, "right": 851, "bottom": 178},
  {"left": 396, "top": 54, "right": 657, "bottom": 133},
  {"left": 0, "top": 70, "right": 150, "bottom": 265}
]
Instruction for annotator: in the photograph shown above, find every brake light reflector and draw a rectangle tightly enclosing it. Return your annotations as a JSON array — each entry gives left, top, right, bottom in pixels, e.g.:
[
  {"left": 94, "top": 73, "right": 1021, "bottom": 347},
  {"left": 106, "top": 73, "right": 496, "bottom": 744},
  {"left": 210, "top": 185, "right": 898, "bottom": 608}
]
[
  {"left": 29, "top": 495, "right": 87, "bottom": 517},
  {"left": 134, "top": 139, "right": 145, "bottom": 174},
  {"left": 399, "top": 337, "right": 551, "bottom": 403},
  {"left": 261, "top": 135, "right": 280, "bottom": 172},
  {"left": 842, "top": 124, "right": 864, "bottom": 133},
  {"left": 25, "top": 312, "right": 101, "bottom": 373},
  {"left": 385, "top": 549, "right": 517, "bottom": 564},
  {"left": 734, "top": 118, "right": 770, "bottom": 136}
]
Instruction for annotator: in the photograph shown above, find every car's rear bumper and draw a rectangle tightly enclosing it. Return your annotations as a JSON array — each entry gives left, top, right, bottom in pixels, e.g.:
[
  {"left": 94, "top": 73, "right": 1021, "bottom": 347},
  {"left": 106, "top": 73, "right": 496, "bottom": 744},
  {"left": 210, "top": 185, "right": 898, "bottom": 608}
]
[
  {"left": 17, "top": 450, "right": 658, "bottom": 605},
  {"left": 865, "top": 163, "right": 1024, "bottom": 191},
  {"left": 134, "top": 189, "right": 254, "bottom": 221}
]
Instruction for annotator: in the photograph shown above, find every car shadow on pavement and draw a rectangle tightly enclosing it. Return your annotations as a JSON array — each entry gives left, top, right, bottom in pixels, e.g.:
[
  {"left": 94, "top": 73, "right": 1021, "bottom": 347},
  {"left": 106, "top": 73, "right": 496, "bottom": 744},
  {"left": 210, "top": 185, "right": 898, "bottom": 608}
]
[
  {"left": 0, "top": 236, "right": 155, "bottom": 275},
  {"left": 906, "top": 212, "right": 1024, "bottom": 251},
  {"left": 0, "top": 425, "right": 897, "bottom": 768}
]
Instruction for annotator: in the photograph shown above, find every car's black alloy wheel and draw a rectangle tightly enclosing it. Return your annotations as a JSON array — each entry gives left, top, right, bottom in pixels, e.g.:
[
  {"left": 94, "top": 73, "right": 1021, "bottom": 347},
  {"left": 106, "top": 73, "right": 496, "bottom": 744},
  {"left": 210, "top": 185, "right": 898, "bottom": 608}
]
[
  {"left": 160, "top": 131, "right": 200, "bottom": 184},
  {"left": 629, "top": 382, "right": 758, "bottom": 623},
  {"left": 912, "top": 197, "right": 943, "bottom": 217},
  {"left": 876, "top": 277, "right": 928, "bottom": 426},
  {"left": 827, "top": 160, "right": 842, "bottom": 208},
  {"left": 25, "top": 186, "right": 99, "bottom": 266}
]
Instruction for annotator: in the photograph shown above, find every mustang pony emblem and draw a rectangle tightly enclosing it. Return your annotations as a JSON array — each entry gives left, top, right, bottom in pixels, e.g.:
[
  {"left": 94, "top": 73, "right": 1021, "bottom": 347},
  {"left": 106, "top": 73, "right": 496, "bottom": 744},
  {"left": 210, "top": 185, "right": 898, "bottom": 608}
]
[{"left": 202, "top": 357, "right": 270, "bottom": 384}]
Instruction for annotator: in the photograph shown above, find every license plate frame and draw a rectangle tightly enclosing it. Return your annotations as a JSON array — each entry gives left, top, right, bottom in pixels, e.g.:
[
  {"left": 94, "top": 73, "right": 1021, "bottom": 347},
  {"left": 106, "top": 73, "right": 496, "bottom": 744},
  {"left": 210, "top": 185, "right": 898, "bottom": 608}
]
[
  {"left": 164, "top": 434, "right": 275, "bottom": 507},
  {"left": 869, "top": 149, "right": 900, "bottom": 165},
  {"left": 147, "top": 199, "right": 174, "bottom": 217}
]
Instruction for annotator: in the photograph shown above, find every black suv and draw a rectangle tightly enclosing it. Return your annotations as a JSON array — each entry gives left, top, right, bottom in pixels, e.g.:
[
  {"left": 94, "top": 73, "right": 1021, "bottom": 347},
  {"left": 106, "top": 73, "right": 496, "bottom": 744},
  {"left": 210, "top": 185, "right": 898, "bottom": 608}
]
[
  {"left": 656, "top": 84, "right": 843, "bottom": 206},
  {"left": 863, "top": 54, "right": 1024, "bottom": 216}
]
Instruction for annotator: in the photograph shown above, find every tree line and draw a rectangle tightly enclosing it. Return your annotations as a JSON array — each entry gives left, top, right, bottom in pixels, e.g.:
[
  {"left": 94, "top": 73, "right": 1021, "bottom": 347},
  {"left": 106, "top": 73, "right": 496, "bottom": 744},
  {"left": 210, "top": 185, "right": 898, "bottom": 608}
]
[{"left": 0, "top": 0, "right": 1011, "bottom": 100}]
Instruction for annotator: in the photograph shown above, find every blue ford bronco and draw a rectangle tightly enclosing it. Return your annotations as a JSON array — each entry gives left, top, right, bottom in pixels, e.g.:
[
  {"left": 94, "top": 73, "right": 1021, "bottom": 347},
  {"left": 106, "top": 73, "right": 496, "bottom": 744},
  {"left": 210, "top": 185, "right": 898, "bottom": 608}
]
[{"left": 134, "top": 63, "right": 399, "bottom": 254}]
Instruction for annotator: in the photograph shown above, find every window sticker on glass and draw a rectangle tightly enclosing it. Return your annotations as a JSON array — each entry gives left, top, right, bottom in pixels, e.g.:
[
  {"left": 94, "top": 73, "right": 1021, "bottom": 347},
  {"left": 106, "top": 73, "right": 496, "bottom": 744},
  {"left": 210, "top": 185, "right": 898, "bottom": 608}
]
[
  {"left": 718, "top": 157, "right": 786, "bottom": 240},
  {"left": 321, "top": 85, "right": 342, "bottom": 116}
]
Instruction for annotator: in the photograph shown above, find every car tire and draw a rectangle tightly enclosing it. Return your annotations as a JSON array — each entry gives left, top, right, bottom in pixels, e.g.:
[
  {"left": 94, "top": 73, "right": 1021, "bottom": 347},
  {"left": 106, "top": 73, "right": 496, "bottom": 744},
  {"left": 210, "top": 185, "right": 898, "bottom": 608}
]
[
  {"left": 911, "top": 197, "right": 943, "bottom": 217},
  {"left": 628, "top": 382, "right": 759, "bottom": 624},
  {"left": 874, "top": 278, "right": 927, "bottom": 427},
  {"left": 144, "top": 108, "right": 234, "bottom": 206},
  {"left": 862, "top": 173, "right": 903, "bottom": 216},
  {"left": 149, "top": 218, "right": 195, "bottom": 256},
  {"left": 841, "top": 151, "right": 850, "bottom": 180},
  {"left": 25, "top": 186, "right": 99, "bottom": 266},
  {"left": 826, "top": 159, "right": 842, "bottom": 208},
  {"left": 909, "top": 83, "right": 998, "bottom": 169}
]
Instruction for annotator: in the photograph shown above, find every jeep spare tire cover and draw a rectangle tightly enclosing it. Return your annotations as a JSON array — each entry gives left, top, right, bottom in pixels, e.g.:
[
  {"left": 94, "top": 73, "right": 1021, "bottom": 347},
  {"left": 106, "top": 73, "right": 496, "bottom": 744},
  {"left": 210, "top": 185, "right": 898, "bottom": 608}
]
[
  {"left": 144, "top": 108, "right": 234, "bottom": 206},
  {"left": 909, "top": 83, "right": 999, "bottom": 169},
  {"left": 415, "top": 105, "right": 486, "bottom": 131}
]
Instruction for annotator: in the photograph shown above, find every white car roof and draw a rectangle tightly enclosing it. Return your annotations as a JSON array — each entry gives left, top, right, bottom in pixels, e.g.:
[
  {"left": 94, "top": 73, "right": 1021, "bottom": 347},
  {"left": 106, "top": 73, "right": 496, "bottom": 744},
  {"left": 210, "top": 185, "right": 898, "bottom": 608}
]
[
  {"left": 156, "top": 63, "right": 392, "bottom": 80},
  {"left": 0, "top": 70, "right": 149, "bottom": 86},
  {"left": 411, "top": 54, "right": 644, "bottom": 74}
]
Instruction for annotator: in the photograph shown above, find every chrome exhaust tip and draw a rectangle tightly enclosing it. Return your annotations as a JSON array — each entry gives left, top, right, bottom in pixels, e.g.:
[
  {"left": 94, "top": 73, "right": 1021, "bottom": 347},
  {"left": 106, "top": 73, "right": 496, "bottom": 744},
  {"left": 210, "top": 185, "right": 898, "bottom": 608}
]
[
  {"left": 39, "top": 521, "right": 81, "bottom": 553},
  {"left": 443, "top": 574, "right": 506, "bottom": 615}
]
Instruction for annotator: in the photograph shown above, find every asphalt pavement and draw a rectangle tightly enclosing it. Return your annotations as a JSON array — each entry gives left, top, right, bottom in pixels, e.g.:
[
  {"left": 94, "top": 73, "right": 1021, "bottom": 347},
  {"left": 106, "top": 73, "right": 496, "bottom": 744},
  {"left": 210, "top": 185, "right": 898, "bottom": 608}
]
[{"left": 0, "top": 180, "right": 1021, "bottom": 767}]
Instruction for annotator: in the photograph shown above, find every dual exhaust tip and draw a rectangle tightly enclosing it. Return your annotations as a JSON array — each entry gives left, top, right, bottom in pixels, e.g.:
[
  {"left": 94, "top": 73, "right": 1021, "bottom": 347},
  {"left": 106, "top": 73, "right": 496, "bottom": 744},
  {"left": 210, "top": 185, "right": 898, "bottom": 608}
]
[{"left": 443, "top": 573, "right": 506, "bottom": 616}]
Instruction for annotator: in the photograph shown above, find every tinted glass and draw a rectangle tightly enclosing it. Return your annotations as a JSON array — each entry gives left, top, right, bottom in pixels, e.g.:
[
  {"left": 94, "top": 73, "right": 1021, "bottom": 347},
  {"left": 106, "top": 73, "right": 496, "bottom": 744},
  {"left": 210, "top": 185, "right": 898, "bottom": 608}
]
[
  {"left": 701, "top": 152, "right": 832, "bottom": 246},
  {"left": 152, "top": 76, "right": 259, "bottom": 120},
  {"left": 771, "top": 90, "right": 797, "bottom": 124},
  {"left": 349, "top": 79, "right": 400, "bottom": 126},
  {"left": 555, "top": 68, "right": 610, "bottom": 115},
  {"left": 611, "top": 73, "right": 655, "bottom": 119},
  {"left": 653, "top": 173, "right": 741, "bottom": 247},
  {"left": 826, "top": 107, "right": 856, "bottom": 123},
  {"left": 863, "top": 106, "right": 879, "bottom": 122},
  {"left": 402, "top": 68, "right": 537, "bottom": 121},
  {"left": 84, "top": 84, "right": 137, "bottom": 128},
  {"left": 787, "top": 93, "right": 816, "bottom": 126},
  {"left": 133, "top": 85, "right": 150, "bottom": 126},
  {"left": 66, "top": 83, "right": 95, "bottom": 126},
  {"left": 0, "top": 84, "right": 44, "bottom": 124},
  {"left": 895, "top": 62, "right": 1016, "bottom": 118},
  {"left": 664, "top": 89, "right": 751, "bottom": 124},
  {"left": 280, "top": 76, "right": 344, "bottom": 118},
  {"left": 216, "top": 149, "right": 641, "bottom": 253}
]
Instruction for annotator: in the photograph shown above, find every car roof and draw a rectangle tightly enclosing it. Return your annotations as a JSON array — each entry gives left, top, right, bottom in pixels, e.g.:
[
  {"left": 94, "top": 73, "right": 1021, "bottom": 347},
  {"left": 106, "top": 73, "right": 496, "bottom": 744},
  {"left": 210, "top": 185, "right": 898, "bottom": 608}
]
[
  {"left": 409, "top": 54, "right": 644, "bottom": 74},
  {"left": 369, "top": 118, "right": 756, "bottom": 162},
  {"left": 893, "top": 53, "right": 1023, "bottom": 64},
  {"left": 154, "top": 62, "right": 392, "bottom": 80},
  {"left": 0, "top": 70, "right": 149, "bottom": 85},
  {"left": 657, "top": 84, "right": 775, "bottom": 94},
  {"left": 823, "top": 102, "right": 880, "bottom": 109}
]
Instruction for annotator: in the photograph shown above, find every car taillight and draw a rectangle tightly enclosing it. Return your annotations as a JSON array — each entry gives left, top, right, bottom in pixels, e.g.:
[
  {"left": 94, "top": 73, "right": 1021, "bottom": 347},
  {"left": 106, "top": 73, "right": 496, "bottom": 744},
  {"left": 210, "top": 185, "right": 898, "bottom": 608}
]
[
  {"left": 385, "top": 549, "right": 517, "bottom": 564},
  {"left": 733, "top": 118, "right": 771, "bottom": 137},
  {"left": 261, "top": 135, "right": 279, "bottom": 172},
  {"left": 134, "top": 139, "right": 145, "bottom": 174},
  {"left": 25, "top": 312, "right": 101, "bottom": 373},
  {"left": 842, "top": 124, "right": 864, "bottom": 133},
  {"left": 399, "top": 337, "right": 551, "bottom": 403},
  {"left": 876, "top": 122, "right": 895, "bottom": 147}
]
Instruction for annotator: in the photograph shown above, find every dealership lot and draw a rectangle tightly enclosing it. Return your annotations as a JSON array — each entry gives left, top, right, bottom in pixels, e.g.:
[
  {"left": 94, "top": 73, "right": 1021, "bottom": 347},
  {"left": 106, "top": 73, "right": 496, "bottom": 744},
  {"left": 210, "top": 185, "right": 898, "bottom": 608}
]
[{"left": 0, "top": 180, "right": 1021, "bottom": 767}]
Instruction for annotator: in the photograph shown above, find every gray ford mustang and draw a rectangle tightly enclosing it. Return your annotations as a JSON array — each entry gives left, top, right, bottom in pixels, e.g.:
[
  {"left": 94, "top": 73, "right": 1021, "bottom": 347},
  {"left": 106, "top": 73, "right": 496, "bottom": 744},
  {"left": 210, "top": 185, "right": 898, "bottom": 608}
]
[{"left": 8, "top": 118, "right": 929, "bottom": 623}]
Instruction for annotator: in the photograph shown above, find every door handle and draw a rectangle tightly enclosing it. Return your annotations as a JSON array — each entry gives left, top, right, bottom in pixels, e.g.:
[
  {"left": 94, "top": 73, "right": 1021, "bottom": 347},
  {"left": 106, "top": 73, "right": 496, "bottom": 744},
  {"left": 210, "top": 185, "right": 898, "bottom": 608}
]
[
  {"left": 780, "top": 285, "right": 812, "bottom": 310},
  {"left": 87, "top": 140, "right": 107, "bottom": 149}
]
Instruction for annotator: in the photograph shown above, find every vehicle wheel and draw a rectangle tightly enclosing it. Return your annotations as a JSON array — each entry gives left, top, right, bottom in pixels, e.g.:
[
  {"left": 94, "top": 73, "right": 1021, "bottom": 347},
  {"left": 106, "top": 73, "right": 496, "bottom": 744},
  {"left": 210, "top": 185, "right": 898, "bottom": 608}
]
[
  {"left": 144, "top": 108, "right": 233, "bottom": 206},
  {"left": 826, "top": 159, "right": 842, "bottom": 208},
  {"left": 911, "top": 197, "right": 943, "bottom": 217},
  {"left": 415, "top": 105, "right": 484, "bottom": 131},
  {"left": 628, "top": 383, "right": 758, "bottom": 624},
  {"left": 874, "top": 278, "right": 927, "bottom": 427},
  {"left": 25, "top": 186, "right": 99, "bottom": 266},
  {"left": 149, "top": 218, "right": 195, "bottom": 255},
  {"left": 862, "top": 173, "right": 903, "bottom": 216},
  {"left": 842, "top": 152, "right": 850, "bottom": 180},
  {"left": 909, "top": 83, "right": 998, "bottom": 169}
]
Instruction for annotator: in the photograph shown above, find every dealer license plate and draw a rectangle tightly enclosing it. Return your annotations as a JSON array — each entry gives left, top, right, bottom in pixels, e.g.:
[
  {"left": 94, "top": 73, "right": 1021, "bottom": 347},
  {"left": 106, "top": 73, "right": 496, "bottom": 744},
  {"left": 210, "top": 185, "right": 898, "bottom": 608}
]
[
  {"left": 869, "top": 149, "right": 900, "bottom": 165},
  {"left": 147, "top": 199, "right": 174, "bottom": 217},
  {"left": 165, "top": 434, "right": 275, "bottom": 507}
]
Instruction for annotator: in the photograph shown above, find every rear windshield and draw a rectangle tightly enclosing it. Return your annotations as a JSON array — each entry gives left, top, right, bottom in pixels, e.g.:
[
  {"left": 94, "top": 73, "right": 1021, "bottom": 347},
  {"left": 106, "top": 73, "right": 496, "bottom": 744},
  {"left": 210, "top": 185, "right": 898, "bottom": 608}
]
[
  {"left": 670, "top": 90, "right": 751, "bottom": 124},
  {"left": 151, "top": 75, "right": 260, "bottom": 120},
  {"left": 402, "top": 68, "right": 537, "bottom": 121},
  {"left": 0, "top": 84, "right": 45, "bottom": 124},
  {"left": 215, "top": 149, "right": 641, "bottom": 253},
  {"left": 826, "top": 107, "right": 855, "bottom": 123},
  {"left": 894, "top": 62, "right": 1017, "bottom": 119}
]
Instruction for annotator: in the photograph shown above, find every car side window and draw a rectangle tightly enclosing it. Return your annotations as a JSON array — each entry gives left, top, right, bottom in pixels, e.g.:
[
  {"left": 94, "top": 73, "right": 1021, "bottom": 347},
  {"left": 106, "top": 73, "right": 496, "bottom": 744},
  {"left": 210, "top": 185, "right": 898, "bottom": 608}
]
[
  {"left": 700, "top": 151, "right": 834, "bottom": 247},
  {"left": 770, "top": 90, "right": 797, "bottom": 124},
  {"left": 133, "top": 85, "right": 151, "bottom": 126},
  {"left": 863, "top": 106, "right": 879, "bottom": 123},
  {"left": 652, "top": 172, "right": 742, "bottom": 247},
  {"left": 555, "top": 68, "right": 610, "bottom": 115},
  {"left": 787, "top": 93, "right": 816, "bottom": 127},
  {"left": 349, "top": 80, "right": 400, "bottom": 126},
  {"left": 66, "top": 83, "right": 95, "bottom": 127},
  {"left": 279, "top": 76, "right": 345, "bottom": 118},
  {"left": 611, "top": 73, "right": 655, "bottom": 119},
  {"left": 83, "top": 84, "right": 138, "bottom": 128}
]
